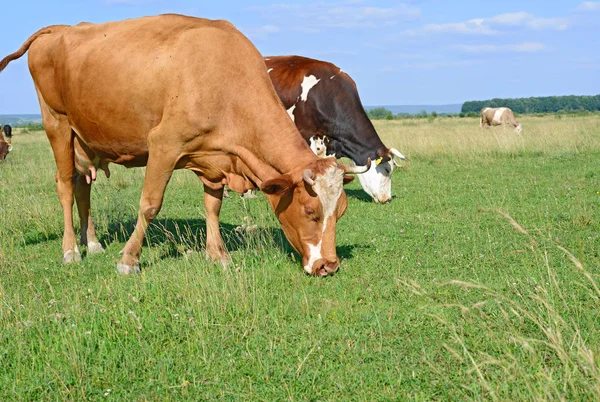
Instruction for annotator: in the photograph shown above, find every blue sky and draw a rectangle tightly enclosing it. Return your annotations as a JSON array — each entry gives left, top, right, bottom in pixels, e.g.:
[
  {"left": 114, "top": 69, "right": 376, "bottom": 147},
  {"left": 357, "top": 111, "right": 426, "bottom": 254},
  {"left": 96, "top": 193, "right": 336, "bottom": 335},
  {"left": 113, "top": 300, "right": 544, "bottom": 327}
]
[{"left": 0, "top": 0, "right": 598, "bottom": 113}]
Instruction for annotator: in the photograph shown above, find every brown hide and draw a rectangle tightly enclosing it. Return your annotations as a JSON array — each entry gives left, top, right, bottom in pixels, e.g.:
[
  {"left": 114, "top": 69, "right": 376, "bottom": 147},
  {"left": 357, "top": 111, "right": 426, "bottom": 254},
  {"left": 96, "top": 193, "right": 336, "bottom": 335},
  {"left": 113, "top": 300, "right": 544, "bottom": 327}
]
[
  {"left": 0, "top": 131, "right": 8, "bottom": 160},
  {"left": 0, "top": 14, "right": 349, "bottom": 275}
]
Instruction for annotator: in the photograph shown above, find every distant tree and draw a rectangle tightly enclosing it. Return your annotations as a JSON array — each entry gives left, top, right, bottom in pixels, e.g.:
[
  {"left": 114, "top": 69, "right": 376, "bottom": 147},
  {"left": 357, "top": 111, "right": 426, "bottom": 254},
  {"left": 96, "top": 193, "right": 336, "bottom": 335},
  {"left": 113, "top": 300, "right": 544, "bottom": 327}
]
[
  {"left": 367, "top": 107, "right": 393, "bottom": 120},
  {"left": 461, "top": 94, "right": 600, "bottom": 114}
]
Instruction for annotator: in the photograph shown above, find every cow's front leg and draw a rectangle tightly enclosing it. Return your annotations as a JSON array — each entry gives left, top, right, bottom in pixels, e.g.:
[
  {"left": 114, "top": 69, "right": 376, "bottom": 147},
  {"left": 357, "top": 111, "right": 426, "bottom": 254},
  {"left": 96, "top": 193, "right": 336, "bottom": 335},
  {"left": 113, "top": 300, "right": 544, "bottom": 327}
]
[
  {"left": 203, "top": 185, "right": 232, "bottom": 265},
  {"left": 117, "top": 145, "right": 177, "bottom": 274}
]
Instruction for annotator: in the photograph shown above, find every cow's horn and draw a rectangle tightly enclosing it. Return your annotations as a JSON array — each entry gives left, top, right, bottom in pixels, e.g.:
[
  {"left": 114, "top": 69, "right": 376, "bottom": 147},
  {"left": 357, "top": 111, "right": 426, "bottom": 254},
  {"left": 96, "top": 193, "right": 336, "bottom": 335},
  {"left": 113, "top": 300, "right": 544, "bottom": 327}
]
[
  {"left": 390, "top": 148, "right": 407, "bottom": 161},
  {"left": 7, "top": 144, "right": 12, "bottom": 152},
  {"left": 342, "top": 158, "right": 371, "bottom": 174},
  {"left": 303, "top": 169, "right": 315, "bottom": 186}
]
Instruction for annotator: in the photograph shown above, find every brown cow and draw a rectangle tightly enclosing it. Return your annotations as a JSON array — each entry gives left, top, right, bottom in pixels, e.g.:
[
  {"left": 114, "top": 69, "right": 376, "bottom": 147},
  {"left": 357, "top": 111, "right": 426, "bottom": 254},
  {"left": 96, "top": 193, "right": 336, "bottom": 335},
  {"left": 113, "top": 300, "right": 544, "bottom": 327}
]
[
  {"left": 480, "top": 107, "right": 522, "bottom": 133},
  {"left": 0, "top": 14, "right": 368, "bottom": 276}
]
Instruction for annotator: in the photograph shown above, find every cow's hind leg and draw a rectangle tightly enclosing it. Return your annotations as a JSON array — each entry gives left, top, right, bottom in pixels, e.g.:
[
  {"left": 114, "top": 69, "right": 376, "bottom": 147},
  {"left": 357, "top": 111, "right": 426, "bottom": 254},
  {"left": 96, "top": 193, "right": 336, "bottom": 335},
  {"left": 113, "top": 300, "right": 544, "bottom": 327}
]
[
  {"left": 39, "top": 108, "right": 80, "bottom": 263},
  {"left": 74, "top": 175, "right": 104, "bottom": 254},
  {"left": 203, "top": 185, "right": 232, "bottom": 265},
  {"left": 117, "top": 140, "right": 178, "bottom": 274}
]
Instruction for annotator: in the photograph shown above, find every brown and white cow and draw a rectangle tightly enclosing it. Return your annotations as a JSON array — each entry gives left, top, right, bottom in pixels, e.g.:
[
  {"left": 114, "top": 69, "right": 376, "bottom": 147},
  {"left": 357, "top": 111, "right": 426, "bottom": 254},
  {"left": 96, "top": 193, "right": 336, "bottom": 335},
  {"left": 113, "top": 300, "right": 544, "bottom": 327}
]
[
  {"left": 0, "top": 14, "right": 369, "bottom": 276},
  {"left": 265, "top": 56, "right": 406, "bottom": 204},
  {"left": 480, "top": 107, "right": 522, "bottom": 133}
]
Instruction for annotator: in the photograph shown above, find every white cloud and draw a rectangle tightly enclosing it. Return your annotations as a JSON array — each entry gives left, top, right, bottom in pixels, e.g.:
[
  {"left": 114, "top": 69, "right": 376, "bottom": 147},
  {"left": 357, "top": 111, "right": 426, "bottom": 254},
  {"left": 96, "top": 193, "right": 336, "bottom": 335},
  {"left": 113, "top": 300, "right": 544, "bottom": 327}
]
[
  {"left": 454, "top": 42, "right": 548, "bottom": 53},
  {"left": 576, "top": 2, "right": 600, "bottom": 11},
  {"left": 405, "top": 11, "right": 568, "bottom": 36},
  {"left": 251, "top": 2, "right": 421, "bottom": 33},
  {"left": 382, "top": 59, "right": 485, "bottom": 71},
  {"left": 243, "top": 25, "right": 281, "bottom": 40},
  {"left": 410, "top": 19, "right": 499, "bottom": 36}
]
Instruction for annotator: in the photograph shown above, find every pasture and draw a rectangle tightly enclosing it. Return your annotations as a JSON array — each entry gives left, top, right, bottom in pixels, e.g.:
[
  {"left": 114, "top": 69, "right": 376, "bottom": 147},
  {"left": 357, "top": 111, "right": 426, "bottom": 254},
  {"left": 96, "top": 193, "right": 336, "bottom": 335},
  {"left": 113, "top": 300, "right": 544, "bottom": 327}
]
[{"left": 0, "top": 115, "right": 599, "bottom": 400}]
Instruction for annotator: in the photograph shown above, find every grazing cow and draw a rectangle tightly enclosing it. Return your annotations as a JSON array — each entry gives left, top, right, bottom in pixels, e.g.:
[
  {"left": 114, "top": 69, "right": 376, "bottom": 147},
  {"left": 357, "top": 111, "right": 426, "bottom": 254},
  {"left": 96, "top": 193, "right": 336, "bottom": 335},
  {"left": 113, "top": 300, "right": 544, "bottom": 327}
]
[
  {"left": 265, "top": 56, "right": 407, "bottom": 204},
  {"left": 480, "top": 107, "right": 522, "bottom": 133},
  {"left": 0, "top": 14, "right": 369, "bottom": 276}
]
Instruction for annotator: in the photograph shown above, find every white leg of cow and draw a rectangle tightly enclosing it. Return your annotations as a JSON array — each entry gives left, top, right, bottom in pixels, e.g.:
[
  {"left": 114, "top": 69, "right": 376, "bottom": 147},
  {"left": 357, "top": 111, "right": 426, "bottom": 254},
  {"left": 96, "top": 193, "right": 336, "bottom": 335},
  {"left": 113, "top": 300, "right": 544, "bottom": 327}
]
[
  {"left": 203, "top": 185, "right": 232, "bottom": 265},
  {"left": 39, "top": 103, "right": 81, "bottom": 263},
  {"left": 117, "top": 146, "right": 177, "bottom": 274},
  {"left": 74, "top": 174, "right": 104, "bottom": 254}
]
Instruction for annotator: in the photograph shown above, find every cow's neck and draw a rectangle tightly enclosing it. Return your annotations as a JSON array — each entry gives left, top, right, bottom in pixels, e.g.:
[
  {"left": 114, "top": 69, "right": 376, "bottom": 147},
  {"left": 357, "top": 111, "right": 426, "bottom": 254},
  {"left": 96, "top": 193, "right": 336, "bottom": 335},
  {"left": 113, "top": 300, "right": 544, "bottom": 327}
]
[
  {"left": 327, "top": 112, "right": 387, "bottom": 165},
  {"left": 230, "top": 124, "right": 316, "bottom": 186}
]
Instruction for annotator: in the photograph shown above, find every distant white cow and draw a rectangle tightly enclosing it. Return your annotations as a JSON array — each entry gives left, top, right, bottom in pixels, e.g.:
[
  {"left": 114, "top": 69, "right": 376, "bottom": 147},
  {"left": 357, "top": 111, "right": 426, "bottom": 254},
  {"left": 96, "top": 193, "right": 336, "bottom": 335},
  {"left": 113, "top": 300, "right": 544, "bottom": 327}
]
[{"left": 480, "top": 107, "right": 522, "bottom": 133}]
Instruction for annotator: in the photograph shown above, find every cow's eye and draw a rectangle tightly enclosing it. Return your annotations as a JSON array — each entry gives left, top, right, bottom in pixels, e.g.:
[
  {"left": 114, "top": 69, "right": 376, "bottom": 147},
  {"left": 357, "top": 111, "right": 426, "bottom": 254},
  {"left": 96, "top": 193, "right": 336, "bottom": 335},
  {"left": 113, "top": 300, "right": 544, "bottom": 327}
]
[{"left": 305, "top": 207, "right": 315, "bottom": 215}]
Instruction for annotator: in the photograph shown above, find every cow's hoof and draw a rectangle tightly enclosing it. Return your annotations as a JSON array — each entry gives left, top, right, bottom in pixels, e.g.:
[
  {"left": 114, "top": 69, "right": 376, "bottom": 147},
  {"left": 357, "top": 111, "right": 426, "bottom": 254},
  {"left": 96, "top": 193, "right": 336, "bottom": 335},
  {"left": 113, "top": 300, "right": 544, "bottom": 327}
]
[
  {"left": 87, "top": 241, "right": 104, "bottom": 254},
  {"left": 206, "top": 250, "right": 232, "bottom": 266},
  {"left": 116, "top": 263, "right": 140, "bottom": 275},
  {"left": 63, "top": 249, "right": 82, "bottom": 263}
]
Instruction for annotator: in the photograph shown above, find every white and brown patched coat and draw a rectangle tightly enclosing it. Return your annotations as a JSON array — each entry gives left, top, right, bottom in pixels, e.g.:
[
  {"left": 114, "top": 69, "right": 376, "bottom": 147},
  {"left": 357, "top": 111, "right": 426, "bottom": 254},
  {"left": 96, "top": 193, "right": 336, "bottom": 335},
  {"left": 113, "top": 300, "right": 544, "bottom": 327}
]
[
  {"left": 265, "top": 55, "right": 407, "bottom": 204},
  {"left": 480, "top": 107, "right": 522, "bottom": 132}
]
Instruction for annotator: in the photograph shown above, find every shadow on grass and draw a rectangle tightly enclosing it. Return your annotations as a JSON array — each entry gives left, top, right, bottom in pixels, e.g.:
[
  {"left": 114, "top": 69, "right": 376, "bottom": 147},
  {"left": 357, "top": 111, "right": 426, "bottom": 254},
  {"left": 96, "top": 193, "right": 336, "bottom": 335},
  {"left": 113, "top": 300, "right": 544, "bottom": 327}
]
[
  {"left": 337, "top": 243, "right": 369, "bottom": 260},
  {"left": 106, "top": 217, "right": 291, "bottom": 259},
  {"left": 24, "top": 231, "right": 60, "bottom": 245},
  {"left": 345, "top": 189, "right": 398, "bottom": 204},
  {"left": 25, "top": 216, "right": 363, "bottom": 267},
  {"left": 345, "top": 189, "right": 373, "bottom": 203}
]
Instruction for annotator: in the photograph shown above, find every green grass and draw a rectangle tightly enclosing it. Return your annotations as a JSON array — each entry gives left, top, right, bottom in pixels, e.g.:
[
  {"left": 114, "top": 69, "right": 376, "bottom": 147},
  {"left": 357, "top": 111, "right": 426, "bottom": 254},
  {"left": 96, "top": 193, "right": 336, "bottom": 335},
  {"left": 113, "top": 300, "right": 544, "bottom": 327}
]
[{"left": 0, "top": 118, "right": 599, "bottom": 400}]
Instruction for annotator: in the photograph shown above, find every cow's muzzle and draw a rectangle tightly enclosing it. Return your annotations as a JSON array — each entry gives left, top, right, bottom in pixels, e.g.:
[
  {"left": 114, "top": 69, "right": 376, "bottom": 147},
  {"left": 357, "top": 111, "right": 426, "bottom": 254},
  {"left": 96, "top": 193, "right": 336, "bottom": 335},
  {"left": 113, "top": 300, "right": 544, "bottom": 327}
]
[{"left": 311, "top": 258, "right": 339, "bottom": 277}]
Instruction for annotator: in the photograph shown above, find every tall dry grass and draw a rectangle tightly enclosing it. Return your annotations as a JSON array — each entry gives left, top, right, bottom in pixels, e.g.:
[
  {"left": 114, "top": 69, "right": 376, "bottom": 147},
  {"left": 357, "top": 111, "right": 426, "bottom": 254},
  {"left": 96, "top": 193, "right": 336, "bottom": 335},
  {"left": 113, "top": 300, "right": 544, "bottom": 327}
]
[{"left": 374, "top": 115, "right": 600, "bottom": 158}]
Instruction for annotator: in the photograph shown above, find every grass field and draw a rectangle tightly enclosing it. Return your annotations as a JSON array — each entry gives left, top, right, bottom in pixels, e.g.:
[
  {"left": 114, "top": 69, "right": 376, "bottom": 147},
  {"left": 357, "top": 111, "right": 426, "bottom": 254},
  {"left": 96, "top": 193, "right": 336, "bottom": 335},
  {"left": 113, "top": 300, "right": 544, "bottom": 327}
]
[{"left": 0, "top": 115, "right": 599, "bottom": 400}]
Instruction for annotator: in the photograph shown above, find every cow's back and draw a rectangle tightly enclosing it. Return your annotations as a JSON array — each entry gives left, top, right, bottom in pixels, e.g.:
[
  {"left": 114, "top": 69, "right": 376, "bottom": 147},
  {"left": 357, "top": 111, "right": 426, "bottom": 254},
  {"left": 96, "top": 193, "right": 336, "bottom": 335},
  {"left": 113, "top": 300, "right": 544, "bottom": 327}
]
[
  {"left": 27, "top": 14, "right": 277, "bottom": 161},
  {"left": 266, "top": 56, "right": 343, "bottom": 106}
]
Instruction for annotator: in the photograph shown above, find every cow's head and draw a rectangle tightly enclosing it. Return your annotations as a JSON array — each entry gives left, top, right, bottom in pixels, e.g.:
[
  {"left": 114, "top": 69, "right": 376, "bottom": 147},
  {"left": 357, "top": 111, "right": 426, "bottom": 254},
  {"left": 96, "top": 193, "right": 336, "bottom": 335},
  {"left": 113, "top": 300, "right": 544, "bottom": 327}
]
[
  {"left": 261, "top": 157, "right": 368, "bottom": 276},
  {"left": 308, "top": 134, "right": 329, "bottom": 158},
  {"left": 357, "top": 148, "right": 407, "bottom": 203}
]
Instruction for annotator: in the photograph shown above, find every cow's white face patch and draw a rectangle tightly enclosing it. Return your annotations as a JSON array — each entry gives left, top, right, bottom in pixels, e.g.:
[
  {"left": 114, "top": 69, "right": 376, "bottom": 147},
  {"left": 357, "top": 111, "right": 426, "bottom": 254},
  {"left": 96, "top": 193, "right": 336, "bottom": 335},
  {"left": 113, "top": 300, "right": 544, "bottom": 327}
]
[
  {"left": 309, "top": 136, "right": 327, "bottom": 158},
  {"left": 300, "top": 75, "right": 321, "bottom": 102},
  {"left": 357, "top": 160, "right": 393, "bottom": 203},
  {"left": 287, "top": 104, "right": 296, "bottom": 122},
  {"left": 313, "top": 165, "right": 343, "bottom": 221},
  {"left": 267, "top": 68, "right": 274, "bottom": 73},
  {"left": 304, "top": 240, "right": 322, "bottom": 273},
  {"left": 303, "top": 165, "right": 343, "bottom": 273},
  {"left": 492, "top": 108, "right": 506, "bottom": 124}
]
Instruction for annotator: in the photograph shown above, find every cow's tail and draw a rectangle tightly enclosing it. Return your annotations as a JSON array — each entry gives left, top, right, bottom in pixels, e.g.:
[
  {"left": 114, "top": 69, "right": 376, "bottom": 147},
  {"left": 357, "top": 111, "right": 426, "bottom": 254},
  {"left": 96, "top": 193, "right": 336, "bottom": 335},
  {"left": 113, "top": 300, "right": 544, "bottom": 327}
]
[{"left": 0, "top": 25, "right": 70, "bottom": 73}]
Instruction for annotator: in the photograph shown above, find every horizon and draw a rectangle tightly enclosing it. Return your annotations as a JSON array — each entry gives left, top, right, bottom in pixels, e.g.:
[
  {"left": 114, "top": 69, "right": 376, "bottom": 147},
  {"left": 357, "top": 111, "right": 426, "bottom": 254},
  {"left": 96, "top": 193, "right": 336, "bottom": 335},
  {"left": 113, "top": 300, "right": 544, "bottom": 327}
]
[{"left": 1, "top": 1, "right": 599, "bottom": 114}]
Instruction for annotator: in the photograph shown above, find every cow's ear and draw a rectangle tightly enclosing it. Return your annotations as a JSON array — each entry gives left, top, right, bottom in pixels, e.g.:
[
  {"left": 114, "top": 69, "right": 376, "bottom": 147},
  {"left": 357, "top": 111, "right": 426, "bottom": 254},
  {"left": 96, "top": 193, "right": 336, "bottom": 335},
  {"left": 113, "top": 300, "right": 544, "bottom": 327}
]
[
  {"left": 343, "top": 175, "right": 354, "bottom": 185},
  {"left": 261, "top": 175, "right": 294, "bottom": 195}
]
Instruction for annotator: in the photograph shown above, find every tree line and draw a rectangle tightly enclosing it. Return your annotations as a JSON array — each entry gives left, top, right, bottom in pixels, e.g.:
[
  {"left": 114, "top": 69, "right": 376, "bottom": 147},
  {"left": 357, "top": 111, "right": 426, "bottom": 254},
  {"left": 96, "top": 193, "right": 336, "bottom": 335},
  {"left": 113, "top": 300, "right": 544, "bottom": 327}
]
[{"left": 462, "top": 95, "right": 600, "bottom": 114}]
